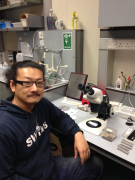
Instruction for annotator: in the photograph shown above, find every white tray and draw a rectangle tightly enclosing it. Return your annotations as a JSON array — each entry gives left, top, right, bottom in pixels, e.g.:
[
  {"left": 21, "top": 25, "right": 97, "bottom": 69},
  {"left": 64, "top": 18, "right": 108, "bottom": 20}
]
[{"left": 12, "top": 22, "right": 22, "bottom": 28}]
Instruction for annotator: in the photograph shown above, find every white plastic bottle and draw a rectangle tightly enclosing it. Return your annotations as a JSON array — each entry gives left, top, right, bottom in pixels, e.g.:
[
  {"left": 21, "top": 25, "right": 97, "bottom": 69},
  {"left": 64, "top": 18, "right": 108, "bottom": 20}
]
[
  {"left": 0, "top": 64, "right": 3, "bottom": 77},
  {"left": 3, "top": 62, "right": 9, "bottom": 72},
  {"left": 116, "top": 76, "right": 122, "bottom": 90}
]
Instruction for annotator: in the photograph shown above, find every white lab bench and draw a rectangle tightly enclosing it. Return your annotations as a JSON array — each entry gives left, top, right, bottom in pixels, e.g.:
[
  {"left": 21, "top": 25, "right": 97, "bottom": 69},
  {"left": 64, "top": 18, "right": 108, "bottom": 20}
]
[{"left": 52, "top": 97, "right": 135, "bottom": 171}]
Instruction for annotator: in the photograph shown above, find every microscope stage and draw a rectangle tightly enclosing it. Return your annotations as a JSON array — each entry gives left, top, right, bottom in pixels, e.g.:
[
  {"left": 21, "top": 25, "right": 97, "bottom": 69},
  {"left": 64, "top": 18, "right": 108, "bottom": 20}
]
[{"left": 78, "top": 117, "right": 107, "bottom": 136}]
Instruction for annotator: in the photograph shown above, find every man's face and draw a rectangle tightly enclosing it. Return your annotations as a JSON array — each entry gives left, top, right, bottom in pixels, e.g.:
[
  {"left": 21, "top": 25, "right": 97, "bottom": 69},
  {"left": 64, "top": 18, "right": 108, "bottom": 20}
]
[{"left": 11, "top": 67, "right": 44, "bottom": 106}]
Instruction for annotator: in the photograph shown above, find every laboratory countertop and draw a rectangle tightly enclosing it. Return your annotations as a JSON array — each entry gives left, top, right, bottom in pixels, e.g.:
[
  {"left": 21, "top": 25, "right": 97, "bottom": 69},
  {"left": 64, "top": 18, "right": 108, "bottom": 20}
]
[{"left": 52, "top": 97, "right": 135, "bottom": 170}]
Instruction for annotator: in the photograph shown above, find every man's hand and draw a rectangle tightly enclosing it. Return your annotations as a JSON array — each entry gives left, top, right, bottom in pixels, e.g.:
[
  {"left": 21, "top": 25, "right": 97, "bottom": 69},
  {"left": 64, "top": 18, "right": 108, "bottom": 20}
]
[{"left": 74, "top": 132, "right": 90, "bottom": 165}]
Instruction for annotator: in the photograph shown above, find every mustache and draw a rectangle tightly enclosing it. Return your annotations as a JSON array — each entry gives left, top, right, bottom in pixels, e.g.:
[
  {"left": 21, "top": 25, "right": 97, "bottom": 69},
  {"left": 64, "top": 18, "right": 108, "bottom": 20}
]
[{"left": 27, "top": 93, "right": 40, "bottom": 97}]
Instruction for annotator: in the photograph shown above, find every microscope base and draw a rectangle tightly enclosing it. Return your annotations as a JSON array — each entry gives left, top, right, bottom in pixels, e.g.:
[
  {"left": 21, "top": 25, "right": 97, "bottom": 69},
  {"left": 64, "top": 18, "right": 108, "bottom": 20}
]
[{"left": 78, "top": 117, "right": 107, "bottom": 136}]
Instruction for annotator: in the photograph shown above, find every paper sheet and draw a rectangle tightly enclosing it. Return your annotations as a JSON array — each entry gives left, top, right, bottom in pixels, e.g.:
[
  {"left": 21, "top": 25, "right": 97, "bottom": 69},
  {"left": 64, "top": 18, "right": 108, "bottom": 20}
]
[
  {"left": 62, "top": 108, "right": 78, "bottom": 120},
  {"left": 20, "top": 42, "right": 33, "bottom": 57},
  {"left": 65, "top": 73, "right": 87, "bottom": 100}
]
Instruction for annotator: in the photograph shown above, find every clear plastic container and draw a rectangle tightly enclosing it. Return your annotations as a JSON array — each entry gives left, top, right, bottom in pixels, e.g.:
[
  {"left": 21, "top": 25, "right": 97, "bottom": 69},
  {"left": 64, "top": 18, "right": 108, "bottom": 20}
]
[
  {"left": 0, "top": 23, "right": 6, "bottom": 29},
  {"left": 102, "top": 126, "right": 117, "bottom": 142},
  {"left": 3, "top": 62, "right": 9, "bottom": 71},
  {"left": 109, "top": 101, "right": 122, "bottom": 112},
  {"left": 0, "top": 22, "right": 13, "bottom": 29},
  {"left": 119, "top": 106, "right": 135, "bottom": 120},
  {"left": 5, "top": 21, "right": 12, "bottom": 28},
  {"left": 12, "top": 22, "right": 22, "bottom": 28},
  {"left": 77, "top": 104, "right": 88, "bottom": 112},
  {"left": 47, "top": 9, "right": 57, "bottom": 30}
]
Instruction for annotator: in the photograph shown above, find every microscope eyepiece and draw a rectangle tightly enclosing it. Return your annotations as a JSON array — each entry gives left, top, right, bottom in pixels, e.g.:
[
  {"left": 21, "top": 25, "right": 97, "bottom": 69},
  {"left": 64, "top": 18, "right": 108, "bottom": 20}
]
[
  {"left": 77, "top": 84, "right": 87, "bottom": 94},
  {"left": 85, "top": 85, "right": 94, "bottom": 95},
  {"left": 85, "top": 85, "right": 91, "bottom": 91},
  {"left": 78, "top": 84, "right": 95, "bottom": 95},
  {"left": 78, "top": 84, "right": 83, "bottom": 90}
]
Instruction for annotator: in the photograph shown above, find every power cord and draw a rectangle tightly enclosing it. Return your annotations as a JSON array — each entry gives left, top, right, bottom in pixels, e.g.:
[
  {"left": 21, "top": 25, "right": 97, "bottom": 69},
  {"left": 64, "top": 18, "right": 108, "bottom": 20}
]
[
  {"left": 127, "top": 76, "right": 135, "bottom": 108},
  {"left": 119, "top": 89, "right": 127, "bottom": 104}
]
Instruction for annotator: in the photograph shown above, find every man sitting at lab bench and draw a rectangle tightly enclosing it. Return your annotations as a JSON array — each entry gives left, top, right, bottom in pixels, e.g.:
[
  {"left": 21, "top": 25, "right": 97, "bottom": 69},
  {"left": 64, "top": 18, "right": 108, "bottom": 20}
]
[{"left": 0, "top": 60, "right": 103, "bottom": 180}]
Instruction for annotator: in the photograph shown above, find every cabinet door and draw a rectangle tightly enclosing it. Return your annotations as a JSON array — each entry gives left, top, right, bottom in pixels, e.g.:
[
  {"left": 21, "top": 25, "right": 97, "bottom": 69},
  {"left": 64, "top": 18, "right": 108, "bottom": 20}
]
[{"left": 98, "top": 0, "right": 135, "bottom": 28}]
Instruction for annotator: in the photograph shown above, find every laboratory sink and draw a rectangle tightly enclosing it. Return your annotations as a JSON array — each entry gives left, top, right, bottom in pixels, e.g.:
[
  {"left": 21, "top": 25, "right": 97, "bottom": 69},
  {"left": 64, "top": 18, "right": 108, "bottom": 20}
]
[
  {"left": 45, "top": 77, "right": 61, "bottom": 86},
  {"left": 44, "top": 77, "right": 68, "bottom": 90}
]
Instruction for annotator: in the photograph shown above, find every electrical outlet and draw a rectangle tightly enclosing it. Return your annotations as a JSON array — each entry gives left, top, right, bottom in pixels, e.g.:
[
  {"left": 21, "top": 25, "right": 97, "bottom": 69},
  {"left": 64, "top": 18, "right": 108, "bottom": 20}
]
[
  {"left": 123, "top": 40, "right": 132, "bottom": 49},
  {"left": 131, "top": 40, "right": 135, "bottom": 50},
  {"left": 39, "top": 31, "right": 44, "bottom": 40},
  {"left": 108, "top": 39, "right": 117, "bottom": 49},
  {"left": 116, "top": 40, "right": 123, "bottom": 49},
  {"left": 116, "top": 39, "right": 131, "bottom": 49},
  {"left": 108, "top": 38, "right": 135, "bottom": 50}
]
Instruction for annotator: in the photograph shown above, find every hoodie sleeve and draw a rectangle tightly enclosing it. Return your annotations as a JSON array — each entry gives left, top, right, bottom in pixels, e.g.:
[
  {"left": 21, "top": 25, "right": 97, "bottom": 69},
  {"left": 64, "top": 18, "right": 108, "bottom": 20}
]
[
  {"left": 0, "top": 134, "right": 30, "bottom": 180},
  {"left": 45, "top": 99, "right": 83, "bottom": 137}
]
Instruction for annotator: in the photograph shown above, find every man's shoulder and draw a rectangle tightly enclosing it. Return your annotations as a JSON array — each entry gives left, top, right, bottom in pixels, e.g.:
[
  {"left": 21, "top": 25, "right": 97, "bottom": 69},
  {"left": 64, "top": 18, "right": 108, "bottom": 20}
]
[
  {"left": 0, "top": 110, "right": 14, "bottom": 136},
  {"left": 0, "top": 110, "right": 13, "bottom": 123},
  {"left": 0, "top": 108, "right": 9, "bottom": 117},
  {"left": 39, "top": 97, "right": 52, "bottom": 106},
  {"left": 0, "top": 110, "right": 5, "bottom": 119},
  {"left": 35, "top": 97, "right": 53, "bottom": 111}
]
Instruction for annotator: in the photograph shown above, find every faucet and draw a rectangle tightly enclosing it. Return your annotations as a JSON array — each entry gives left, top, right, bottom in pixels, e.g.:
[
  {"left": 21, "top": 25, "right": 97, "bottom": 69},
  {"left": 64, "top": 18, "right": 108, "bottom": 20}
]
[
  {"left": 42, "top": 46, "right": 62, "bottom": 54},
  {"left": 37, "top": 46, "right": 64, "bottom": 84}
]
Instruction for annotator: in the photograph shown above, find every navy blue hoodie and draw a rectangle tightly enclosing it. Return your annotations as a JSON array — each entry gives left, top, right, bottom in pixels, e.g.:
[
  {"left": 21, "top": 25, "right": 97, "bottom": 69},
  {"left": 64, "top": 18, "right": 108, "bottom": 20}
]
[{"left": 0, "top": 96, "right": 81, "bottom": 180}]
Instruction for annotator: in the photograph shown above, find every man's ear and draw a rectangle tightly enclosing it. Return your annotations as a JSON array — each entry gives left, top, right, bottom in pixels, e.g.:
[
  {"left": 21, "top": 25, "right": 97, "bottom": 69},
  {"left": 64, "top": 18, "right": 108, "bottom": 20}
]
[{"left": 10, "top": 80, "right": 15, "bottom": 93}]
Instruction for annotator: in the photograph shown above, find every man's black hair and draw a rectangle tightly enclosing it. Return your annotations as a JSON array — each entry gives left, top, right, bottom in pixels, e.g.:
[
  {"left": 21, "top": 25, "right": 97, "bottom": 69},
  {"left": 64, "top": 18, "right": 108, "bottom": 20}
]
[{"left": 4, "top": 60, "right": 45, "bottom": 89}]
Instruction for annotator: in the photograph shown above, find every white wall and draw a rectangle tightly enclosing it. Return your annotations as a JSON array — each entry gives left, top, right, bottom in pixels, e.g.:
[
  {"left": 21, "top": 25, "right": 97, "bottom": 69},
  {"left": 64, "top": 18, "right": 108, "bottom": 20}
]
[
  {"left": 52, "top": 0, "right": 100, "bottom": 85},
  {"left": 112, "top": 50, "right": 135, "bottom": 89}
]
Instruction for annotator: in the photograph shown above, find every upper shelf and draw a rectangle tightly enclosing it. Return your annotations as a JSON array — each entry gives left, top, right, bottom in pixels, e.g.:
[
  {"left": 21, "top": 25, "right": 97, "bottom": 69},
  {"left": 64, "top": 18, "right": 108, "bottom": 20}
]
[
  {"left": 106, "top": 86, "right": 135, "bottom": 96},
  {"left": 0, "top": 0, "right": 43, "bottom": 11},
  {"left": 0, "top": 27, "right": 39, "bottom": 31},
  {"left": 0, "top": 15, "right": 44, "bottom": 31}
]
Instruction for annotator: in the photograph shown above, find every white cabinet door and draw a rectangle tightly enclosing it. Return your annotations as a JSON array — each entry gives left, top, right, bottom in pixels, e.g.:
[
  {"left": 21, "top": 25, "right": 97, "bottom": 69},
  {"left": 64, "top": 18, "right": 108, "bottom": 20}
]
[{"left": 98, "top": 0, "right": 135, "bottom": 28}]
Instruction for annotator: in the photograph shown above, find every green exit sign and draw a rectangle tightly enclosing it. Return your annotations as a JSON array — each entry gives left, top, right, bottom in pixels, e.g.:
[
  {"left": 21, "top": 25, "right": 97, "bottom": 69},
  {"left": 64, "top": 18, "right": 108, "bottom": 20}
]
[{"left": 63, "top": 33, "right": 72, "bottom": 50}]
